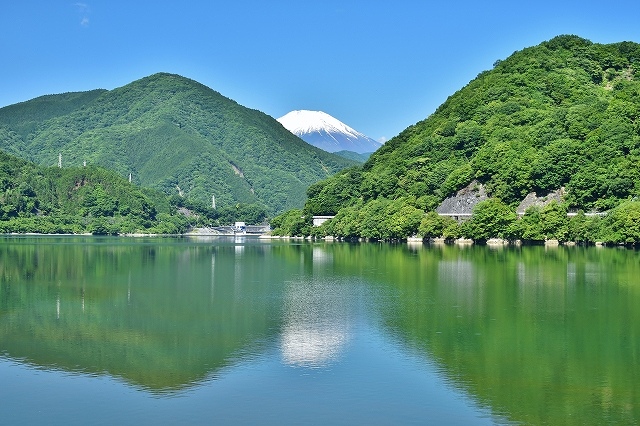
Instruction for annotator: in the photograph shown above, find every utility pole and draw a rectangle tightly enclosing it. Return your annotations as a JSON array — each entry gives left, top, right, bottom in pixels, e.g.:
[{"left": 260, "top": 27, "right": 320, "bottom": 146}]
[
  {"left": 129, "top": 173, "right": 132, "bottom": 183},
  {"left": 212, "top": 195, "right": 216, "bottom": 209}
]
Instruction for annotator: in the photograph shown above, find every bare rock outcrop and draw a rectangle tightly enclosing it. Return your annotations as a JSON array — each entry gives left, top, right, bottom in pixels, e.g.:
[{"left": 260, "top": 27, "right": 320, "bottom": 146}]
[
  {"left": 516, "top": 188, "right": 566, "bottom": 215},
  {"left": 436, "top": 181, "right": 488, "bottom": 215}
]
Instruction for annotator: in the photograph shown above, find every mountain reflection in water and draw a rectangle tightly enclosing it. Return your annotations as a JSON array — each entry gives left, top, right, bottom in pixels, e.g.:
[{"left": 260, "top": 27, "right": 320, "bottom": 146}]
[
  {"left": 281, "top": 285, "right": 351, "bottom": 367},
  {"left": 0, "top": 237, "right": 638, "bottom": 425},
  {"left": 0, "top": 238, "right": 280, "bottom": 392}
]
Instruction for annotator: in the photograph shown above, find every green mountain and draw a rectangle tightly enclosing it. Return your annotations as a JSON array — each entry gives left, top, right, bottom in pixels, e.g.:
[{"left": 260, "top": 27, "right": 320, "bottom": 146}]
[
  {"left": 303, "top": 36, "right": 640, "bottom": 212},
  {"left": 373, "top": 35, "right": 640, "bottom": 209},
  {"left": 0, "top": 73, "right": 355, "bottom": 213},
  {"left": 0, "top": 148, "right": 278, "bottom": 234},
  {"left": 280, "top": 35, "right": 640, "bottom": 242}
]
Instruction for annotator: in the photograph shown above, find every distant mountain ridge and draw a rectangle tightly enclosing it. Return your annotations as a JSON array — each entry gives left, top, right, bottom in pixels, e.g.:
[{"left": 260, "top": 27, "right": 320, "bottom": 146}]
[
  {"left": 0, "top": 73, "right": 355, "bottom": 213},
  {"left": 333, "top": 150, "right": 372, "bottom": 163},
  {"left": 277, "top": 110, "right": 382, "bottom": 154}
]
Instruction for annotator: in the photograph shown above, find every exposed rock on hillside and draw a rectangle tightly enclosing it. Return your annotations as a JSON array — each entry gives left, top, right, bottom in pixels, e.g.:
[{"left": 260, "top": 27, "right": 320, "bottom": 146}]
[
  {"left": 436, "top": 181, "right": 488, "bottom": 215},
  {"left": 516, "top": 188, "right": 566, "bottom": 215}
]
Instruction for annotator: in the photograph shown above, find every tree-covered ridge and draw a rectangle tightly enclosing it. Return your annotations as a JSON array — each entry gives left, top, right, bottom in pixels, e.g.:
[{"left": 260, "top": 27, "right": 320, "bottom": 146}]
[
  {"left": 271, "top": 36, "right": 640, "bottom": 243},
  {"left": 304, "top": 36, "right": 640, "bottom": 218},
  {"left": 0, "top": 150, "right": 189, "bottom": 234},
  {"left": 0, "top": 73, "right": 355, "bottom": 213},
  {"left": 378, "top": 36, "right": 639, "bottom": 209},
  {"left": 0, "top": 149, "right": 273, "bottom": 234},
  {"left": 0, "top": 90, "right": 106, "bottom": 141}
]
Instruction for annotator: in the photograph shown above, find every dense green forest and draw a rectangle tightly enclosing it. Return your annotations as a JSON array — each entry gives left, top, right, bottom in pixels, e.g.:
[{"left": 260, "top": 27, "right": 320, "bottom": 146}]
[
  {"left": 0, "top": 73, "right": 355, "bottom": 214},
  {"left": 273, "top": 36, "right": 640, "bottom": 244},
  {"left": 0, "top": 150, "right": 268, "bottom": 234}
]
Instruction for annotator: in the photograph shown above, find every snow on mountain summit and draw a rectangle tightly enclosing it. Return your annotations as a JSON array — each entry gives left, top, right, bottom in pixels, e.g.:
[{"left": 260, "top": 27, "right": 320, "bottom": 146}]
[
  {"left": 278, "top": 110, "right": 363, "bottom": 139},
  {"left": 277, "top": 110, "right": 382, "bottom": 154}
]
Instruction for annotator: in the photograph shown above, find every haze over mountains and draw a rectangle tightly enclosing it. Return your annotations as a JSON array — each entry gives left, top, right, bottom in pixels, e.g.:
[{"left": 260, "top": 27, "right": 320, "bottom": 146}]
[
  {"left": 0, "top": 73, "right": 355, "bottom": 213},
  {"left": 277, "top": 110, "right": 382, "bottom": 154}
]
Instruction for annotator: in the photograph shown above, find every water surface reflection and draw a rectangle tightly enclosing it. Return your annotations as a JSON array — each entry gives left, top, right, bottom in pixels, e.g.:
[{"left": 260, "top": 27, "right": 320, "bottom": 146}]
[
  {"left": 281, "top": 278, "right": 352, "bottom": 368},
  {"left": 0, "top": 238, "right": 638, "bottom": 425}
]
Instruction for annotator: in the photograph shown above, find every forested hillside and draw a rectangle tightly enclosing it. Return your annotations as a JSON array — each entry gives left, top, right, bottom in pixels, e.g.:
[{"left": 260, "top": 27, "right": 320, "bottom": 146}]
[
  {"left": 279, "top": 36, "right": 640, "bottom": 243},
  {"left": 0, "top": 150, "right": 273, "bottom": 234},
  {"left": 0, "top": 150, "right": 185, "bottom": 234},
  {"left": 0, "top": 73, "right": 354, "bottom": 213}
]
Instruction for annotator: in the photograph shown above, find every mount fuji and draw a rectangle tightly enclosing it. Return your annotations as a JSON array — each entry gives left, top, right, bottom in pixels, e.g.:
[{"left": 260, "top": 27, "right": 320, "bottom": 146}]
[{"left": 277, "top": 110, "right": 383, "bottom": 154}]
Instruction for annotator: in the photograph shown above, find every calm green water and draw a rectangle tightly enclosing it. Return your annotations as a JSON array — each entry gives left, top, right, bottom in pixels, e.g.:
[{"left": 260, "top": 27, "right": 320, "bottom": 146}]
[{"left": 0, "top": 237, "right": 638, "bottom": 425}]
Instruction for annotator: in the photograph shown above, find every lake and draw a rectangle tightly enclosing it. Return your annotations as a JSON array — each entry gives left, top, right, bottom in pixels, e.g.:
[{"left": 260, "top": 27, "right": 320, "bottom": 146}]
[{"left": 0, "top": 236, "right": 638, "bottom": 425}]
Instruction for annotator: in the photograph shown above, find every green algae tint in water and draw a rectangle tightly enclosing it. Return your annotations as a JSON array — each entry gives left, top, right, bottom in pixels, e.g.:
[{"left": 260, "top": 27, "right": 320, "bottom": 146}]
[{"left": 0, "top": 237, "right": 638, "bottom": 425}]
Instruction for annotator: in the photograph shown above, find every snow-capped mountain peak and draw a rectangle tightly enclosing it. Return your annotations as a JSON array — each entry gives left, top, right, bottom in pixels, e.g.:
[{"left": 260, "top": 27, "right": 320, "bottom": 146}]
[
  {"left": 277, "top": 110, "right": 382, "bottom": 154},
  {"left": 278, "top": 110, "right": 364, "bottom": 139}
]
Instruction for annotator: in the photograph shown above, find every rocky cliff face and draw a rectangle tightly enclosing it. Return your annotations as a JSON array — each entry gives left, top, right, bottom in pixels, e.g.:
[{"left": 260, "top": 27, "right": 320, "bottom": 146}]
[
  {"left": 436, "top": 181, "right": 488, "bottom": 215},
  {"left": 436, "top": 184, "right": 569, "bottom": 217},
  {"left": 516, "top": 188, "right": 566, "bottom": 215}
]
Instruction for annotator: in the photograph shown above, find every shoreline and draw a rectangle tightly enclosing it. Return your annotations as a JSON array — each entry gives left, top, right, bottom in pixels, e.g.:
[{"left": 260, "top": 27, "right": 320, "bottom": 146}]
[{"left": 1, "top": 231, "right": 633, "bottom": 248}]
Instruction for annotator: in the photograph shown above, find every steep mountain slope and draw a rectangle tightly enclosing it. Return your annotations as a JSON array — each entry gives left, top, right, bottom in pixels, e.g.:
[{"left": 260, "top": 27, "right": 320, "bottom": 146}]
[
  {"left": 304, "top": 35, "right": 640, "bottom": 216},
  {"left": 277, "top": 110, "right": 382, "bottom": 154},
  {"left": 0, "top": 73, "right": 355, "bottom": 213}
]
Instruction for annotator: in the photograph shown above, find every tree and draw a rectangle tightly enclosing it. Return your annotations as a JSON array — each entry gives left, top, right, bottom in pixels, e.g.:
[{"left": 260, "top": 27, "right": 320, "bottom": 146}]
[
  {"left": 270, "top": 209, "right": 310, "bottom": 236},
  {"left": 567, "top": 211, "right": 602, "bottom": 243},
  {"left": 539, "top": 201, "right": 569, "bottom": 240},
  {"left": 509, "top": 207, "right": 544, "bottom": 242},
  {"left": 600, "top": 201, "right": 640, "bottom": 244},
  {"left": 462, "top": 199, "right": 517, "bottom": 241},
  {"left": 418, "top": 211, "right": 458, "bottom": 239},
  {"left": 383, "top": 201, "right": 424, "bottom": 239}
]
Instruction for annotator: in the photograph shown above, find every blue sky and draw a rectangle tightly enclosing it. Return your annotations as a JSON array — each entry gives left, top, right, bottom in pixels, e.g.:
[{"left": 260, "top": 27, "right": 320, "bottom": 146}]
[{"left": 2, "top": 1, "right": 640, "bottom": 142}]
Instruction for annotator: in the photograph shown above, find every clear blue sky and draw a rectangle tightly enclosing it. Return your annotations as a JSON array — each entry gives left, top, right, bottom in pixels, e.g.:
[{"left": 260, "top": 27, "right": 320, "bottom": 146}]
[{"left": 2, "top": 1, "right": 640, "bottom": 142}]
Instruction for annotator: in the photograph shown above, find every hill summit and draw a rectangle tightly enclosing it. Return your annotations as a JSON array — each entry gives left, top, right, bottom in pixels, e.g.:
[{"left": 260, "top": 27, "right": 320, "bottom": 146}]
[
  {"left": 0, "top": 73, "right": 355, "bottom": 213},
  {"left": 277, "top": 110, "right": 382, "bottom": 154}
]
